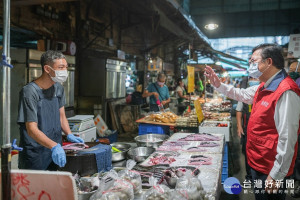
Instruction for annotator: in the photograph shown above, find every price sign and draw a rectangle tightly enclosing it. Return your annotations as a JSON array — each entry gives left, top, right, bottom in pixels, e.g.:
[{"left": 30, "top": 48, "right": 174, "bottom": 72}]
[{"left": 0, "top": 170, "right": 77, "bottom": 200}]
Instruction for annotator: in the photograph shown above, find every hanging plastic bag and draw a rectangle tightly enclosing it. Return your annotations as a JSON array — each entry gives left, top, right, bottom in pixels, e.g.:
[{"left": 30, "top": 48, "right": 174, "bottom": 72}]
[
  {"left": 142, "top": 177, "right": 171, "bottom": 200},
  {"left": 118, "top": 160, "right": 142, "bottom": 195}
]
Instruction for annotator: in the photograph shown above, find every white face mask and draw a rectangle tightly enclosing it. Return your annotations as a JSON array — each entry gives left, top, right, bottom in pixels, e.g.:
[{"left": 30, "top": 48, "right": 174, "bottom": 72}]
[
  {"left": 248, "top": 59, "right": 271, "bottom": 79},
  {"left": 248, "top": 62, "right": 262, "bottom": 79},
  {"left": 48, "top": 66, "right": 68, "bottom": 83}
]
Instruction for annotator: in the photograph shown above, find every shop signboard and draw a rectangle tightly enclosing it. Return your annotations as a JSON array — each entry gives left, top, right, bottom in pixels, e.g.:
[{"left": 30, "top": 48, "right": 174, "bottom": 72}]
[
  {"left": 288, "top": 34, "right": 300, "bottom": 58},
  {"left": 147, "top": 57, "right": 163, "bottom": 71},
  {"left": 194, "top": 98, "right": 204, "bottom": 123},
  {"left": 187, "top": 65, "right": 195, "bottom": 93}
]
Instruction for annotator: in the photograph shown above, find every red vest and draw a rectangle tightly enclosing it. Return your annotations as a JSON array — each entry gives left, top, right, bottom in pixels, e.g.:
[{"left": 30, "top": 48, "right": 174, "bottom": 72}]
[{"left": 247, "top": 75, "right": 300, "bottom": 176}]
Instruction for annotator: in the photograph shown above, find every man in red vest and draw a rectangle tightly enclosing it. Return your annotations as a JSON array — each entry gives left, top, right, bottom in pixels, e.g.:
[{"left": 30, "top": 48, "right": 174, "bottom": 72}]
[{"left": 205, "top": 43, "right": 300, "bottom": 200}]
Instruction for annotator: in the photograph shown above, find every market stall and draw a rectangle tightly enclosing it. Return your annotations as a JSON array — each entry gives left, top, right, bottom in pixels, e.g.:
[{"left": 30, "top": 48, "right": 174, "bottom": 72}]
[{"left": 71, "top": 94, "right": 233, "bottom": 200}]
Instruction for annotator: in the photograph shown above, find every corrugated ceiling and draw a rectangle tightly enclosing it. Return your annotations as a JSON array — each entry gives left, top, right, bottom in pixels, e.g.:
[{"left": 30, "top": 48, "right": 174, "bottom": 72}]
[{"left": 189, "top": 0, "right": 300, "bottom": 38}]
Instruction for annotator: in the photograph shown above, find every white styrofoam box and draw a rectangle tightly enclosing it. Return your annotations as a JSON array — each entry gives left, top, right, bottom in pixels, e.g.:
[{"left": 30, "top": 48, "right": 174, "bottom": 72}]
[
  {"left": 94, "top": 114, "right": 108, "bottom": 136},
  {"left": 199, "top": 121, "right": 230, "bottom": 142},
  {"left": 73, "top": 127, "right": 97, "bottom": 142}
]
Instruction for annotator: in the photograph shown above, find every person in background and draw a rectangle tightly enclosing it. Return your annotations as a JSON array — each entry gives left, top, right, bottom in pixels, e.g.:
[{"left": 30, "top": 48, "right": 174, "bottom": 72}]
[
  {"left": 195, "top": 72, "right": 204, "bottom": 96},
  {"left": 205, "top": 43, "right": 300, "bottom": 200},
  {"left": 289, "top": 61, "right": 300, "bottom": 87},
  {"left": 234, "top": 79, "right": 240, "bottom": 88},
  {"left": 176, "top": 78, "right": 189, "bottom": 115},
  {"left": 17, "top": 50, "right": 84, "bottom": 170},
  {"left": 142, "top": 73, "right": 171, "bottom": 112},
  {"left": 205, "top": 80, "right": 214, "bottom": 98},
  {"left": 288, "top": 61, "right": 300, "bottom": 198},
  {"left": 236, "top": 77, "right": 260, "bottom": 184}
]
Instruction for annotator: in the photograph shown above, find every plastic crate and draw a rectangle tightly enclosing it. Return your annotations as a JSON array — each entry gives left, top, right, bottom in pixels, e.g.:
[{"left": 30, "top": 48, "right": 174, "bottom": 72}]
[
  {"left": 222, "top": 143, "right": 229, "bottom": 183},
  {"left": 97, "top": 130, "right": 118, "bottom": 144},
  {"left": 138, "top": 123, "right": 169, "bottom": 135},
  {"left": 221, "top": 172, "right": 228, "bottom": 183},
  {"left": 224, "top": 142, "right": 228, "bottom": 155}
]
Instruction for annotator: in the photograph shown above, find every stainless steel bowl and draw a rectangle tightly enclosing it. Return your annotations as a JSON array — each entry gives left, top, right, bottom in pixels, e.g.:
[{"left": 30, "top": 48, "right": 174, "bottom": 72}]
[
  {"left": 127, "top": 147, "right": 155, "bottom": 163},
  {"left": 111, "top": 143, "right": 131, "bottom": 162},
  {"left": 134, "top": 134, "right": 169, "bottom": 149},
  {"left": 78, "top": 190, "right": 97, "bottom": 200}
]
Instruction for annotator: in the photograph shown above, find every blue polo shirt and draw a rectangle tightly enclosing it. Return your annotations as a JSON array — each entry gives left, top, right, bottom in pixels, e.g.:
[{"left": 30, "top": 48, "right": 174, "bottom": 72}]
[{"left": 147, "top": 82, "right": 170, "bottom": 104}]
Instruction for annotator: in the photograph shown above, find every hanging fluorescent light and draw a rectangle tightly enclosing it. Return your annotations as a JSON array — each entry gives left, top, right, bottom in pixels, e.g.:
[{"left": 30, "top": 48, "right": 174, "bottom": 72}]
[{"left": 204, "top": 23, "right": 219, "bottom": 30}]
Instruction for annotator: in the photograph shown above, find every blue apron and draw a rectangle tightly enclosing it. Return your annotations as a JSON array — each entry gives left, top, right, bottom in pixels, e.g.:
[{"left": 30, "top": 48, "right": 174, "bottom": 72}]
[{"left": 19, "top": 82, "right": 62, "bottom": 170}]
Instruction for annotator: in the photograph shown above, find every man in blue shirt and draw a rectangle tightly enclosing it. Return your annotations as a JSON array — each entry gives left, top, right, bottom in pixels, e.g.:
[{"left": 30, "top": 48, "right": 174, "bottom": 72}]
[
  {"left": 17, "top": 50, "right": 83, "bottom": 170},
  {"left": 142, "top": 73, "right": 170, "bottom": 112}
]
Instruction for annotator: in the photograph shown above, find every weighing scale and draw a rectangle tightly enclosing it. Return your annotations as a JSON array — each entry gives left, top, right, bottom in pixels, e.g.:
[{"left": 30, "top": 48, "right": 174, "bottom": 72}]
[
  {"left": 68, "top": 115, "right": 95, "bottom": 132},
  {"left": 67, "top": 115, "right": 97, "bottom": 142}
]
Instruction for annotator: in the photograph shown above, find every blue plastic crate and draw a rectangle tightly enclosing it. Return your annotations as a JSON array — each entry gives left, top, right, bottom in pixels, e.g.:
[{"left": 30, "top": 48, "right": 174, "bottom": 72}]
[
  {"left": 138, "top": 123, "right": 169, "bottom": 135},
  {"left": 221, "top": 143, "right": 229, "bottom": 183},
  {"left": 97, "top": 130, "right": 118, "bottom": 143},
  {"left": 222, "top": 166, "right": 228, "bottom": 174},
  {"left": 223, "top": 160, "right": 228, "bottom": 168},
  {"left": 221, "top": 172, "right": 228, "bottom": 183},
  {"left": 224, "top": 142, "right": 228, "bottom": 154}
]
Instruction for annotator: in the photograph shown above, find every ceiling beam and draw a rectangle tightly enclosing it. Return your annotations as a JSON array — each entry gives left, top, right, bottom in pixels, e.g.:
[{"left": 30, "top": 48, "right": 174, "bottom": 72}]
[
  {"left": 210, "top": 49, "right": 247, "bottom": 62},
  {"left": 12, "top": 0, "right": 79, "bottom": 6},
  {"left": 217, "top": 57, "right": 245, "bottom": 69},
  {"left": 152, "top": 4, "right": 193, "bottom": 41},
  {"left": 190, "top": 0, "right": 300, "bottom": 15}
]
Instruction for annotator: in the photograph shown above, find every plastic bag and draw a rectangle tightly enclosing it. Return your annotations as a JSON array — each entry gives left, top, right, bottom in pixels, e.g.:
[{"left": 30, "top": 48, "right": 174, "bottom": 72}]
[
  {"left": 142, "top": 177, "right": 171, "bottom": 200},
  {"left": 175, "top": 170, "right": 205, "bottom": 200},
  {"left": 96, "top": 193, "right": 120, "bottom": 200},
  {"left": 169, "top": 189, "right": 188, "bottom": 200},
  {"left": 90, "top": 170, "right": 134, "bottom": 200},
  {"left": 89, "top": 170, "right": 116, "bottom": 200},
  {"left": 101, "top": 179, "right": 134, "bottom": 200},
  {"left": 118, "top": 160, "right": 142, "bottom": 194}
]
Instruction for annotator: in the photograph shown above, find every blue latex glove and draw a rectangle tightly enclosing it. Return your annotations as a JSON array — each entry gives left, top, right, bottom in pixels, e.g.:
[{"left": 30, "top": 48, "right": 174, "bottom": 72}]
[
  {"left": 51, "top": 144, "right": 66, "bottom": 167},
  {"left": 67, "top": 133, "right": 84, "bottom": 143}
]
